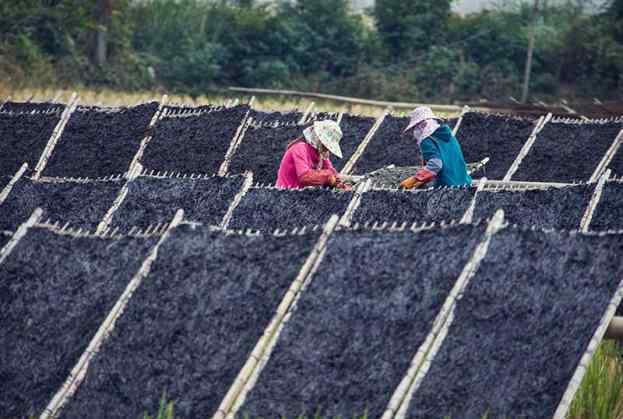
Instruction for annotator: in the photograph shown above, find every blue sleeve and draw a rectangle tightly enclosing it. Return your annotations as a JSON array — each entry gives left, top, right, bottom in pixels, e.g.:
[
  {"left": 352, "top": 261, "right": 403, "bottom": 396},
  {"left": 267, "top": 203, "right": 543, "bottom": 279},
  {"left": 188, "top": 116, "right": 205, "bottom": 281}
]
[{"left": 420, "top": 138, "right": 443, "bottom": 174}]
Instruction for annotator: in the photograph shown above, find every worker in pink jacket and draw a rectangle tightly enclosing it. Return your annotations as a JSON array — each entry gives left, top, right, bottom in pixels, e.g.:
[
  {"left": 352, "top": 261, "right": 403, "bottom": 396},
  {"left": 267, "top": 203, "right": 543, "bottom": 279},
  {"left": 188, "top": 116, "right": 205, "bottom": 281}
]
[{"left": 276, "top": 120, "right": 350, "bottom": 190}]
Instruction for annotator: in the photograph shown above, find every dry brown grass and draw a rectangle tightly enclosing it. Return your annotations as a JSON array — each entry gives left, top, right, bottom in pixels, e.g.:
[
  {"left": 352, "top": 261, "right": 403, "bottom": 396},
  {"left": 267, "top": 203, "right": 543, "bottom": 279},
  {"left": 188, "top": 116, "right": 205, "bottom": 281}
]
[{"left": 0, "top": 85, "right": 457, "bottom": 118}]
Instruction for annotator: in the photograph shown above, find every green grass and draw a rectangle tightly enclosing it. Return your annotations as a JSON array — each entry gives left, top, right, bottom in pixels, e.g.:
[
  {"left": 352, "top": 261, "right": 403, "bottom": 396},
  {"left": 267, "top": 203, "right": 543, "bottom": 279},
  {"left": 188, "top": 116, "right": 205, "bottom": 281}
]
[{"left": 569, "top": 340, "right": 623, "bottom": 419}]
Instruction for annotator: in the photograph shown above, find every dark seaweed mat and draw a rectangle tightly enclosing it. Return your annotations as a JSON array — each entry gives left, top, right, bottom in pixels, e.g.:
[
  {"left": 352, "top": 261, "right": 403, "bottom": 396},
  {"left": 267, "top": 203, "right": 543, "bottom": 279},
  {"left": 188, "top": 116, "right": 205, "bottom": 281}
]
[
  {"left": 513, "top": 121, "right": 623, "bottom": 183},
  {"left": 405, "top": 228, "right": 623, "bottom": 419},
  {"left": 229, "top": 188, "right": 352, "bottom": 231},
  {"left": 0, "top": 231, "right": 11, "bottom": 249},
  {"left": 2, "top": 101, "right": 65, "bottom": 113},
  {"left": 456, "top": 112, "right": 535, "bottom": 180},
  {"left": 0, "top": 112, "right": 60, "bottom": 178},
  {"left": 62, "top": 224, "right": 318, "bottom": 419},
  {"left": 240, "top": 223, "right": 487, "bottom": 418},
  {"left": 472, "top": 184, "right": 594, "bottom": 230},
  {"left": 353, "top": 115, "right": 415, "bottom": 174},
  {"left": 336, "top": 115, "right": 375, "bottom": 171},
  {"left": 589, "top": 182, "right": 623, "bottom": 231},
  {"left": 0, "top": 227, "right": 155, "bottom": 418},
  {"left": 0, "top": 178, "right": 121, "bottom": 231},
  {"left": 249, "top": 109, "right": 303, "bottom": 125},
  {"left": 228, "top": 125, "right": 305, "bottom": 184},
  {"left": 353, "top": 188, "right": 475, "bottom": 225},
  {"left": 42, "top": 102, "right": 158, "bottom": 178},
  {"left": 110, "top": 175, "right": 244, "bottom": 232},
  {"left": 162, "top": 104, "right": 217, "bottom": 115},
  {"left": 142, "top": 105, "right": 249, "bottom": 174}
]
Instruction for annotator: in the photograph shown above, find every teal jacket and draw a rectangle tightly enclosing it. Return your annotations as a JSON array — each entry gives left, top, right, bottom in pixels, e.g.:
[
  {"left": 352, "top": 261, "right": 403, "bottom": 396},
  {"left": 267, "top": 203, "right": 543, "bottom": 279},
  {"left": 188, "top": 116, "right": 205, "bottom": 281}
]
[{"left": 419, "top": 124, "right": 472, "bottom": 187}]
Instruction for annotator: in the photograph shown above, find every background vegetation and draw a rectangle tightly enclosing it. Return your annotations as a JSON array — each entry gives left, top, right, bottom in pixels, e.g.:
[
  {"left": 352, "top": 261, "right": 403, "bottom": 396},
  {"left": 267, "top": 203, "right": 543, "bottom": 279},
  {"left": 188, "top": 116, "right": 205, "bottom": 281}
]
[{"left": 1, "top": 0, "right": 622, "bottom": 103}]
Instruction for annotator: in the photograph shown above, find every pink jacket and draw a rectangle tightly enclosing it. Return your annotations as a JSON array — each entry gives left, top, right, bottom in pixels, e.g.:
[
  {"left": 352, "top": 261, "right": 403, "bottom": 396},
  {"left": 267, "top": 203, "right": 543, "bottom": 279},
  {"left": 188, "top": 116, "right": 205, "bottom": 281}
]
[{"left": 276, "top": 141, "right": 338, "bottom": 189}]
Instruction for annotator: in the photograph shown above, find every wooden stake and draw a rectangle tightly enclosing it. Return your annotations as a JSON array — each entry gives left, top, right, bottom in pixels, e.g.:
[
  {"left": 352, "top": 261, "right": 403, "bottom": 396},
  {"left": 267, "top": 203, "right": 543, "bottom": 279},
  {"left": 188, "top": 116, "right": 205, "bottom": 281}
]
[
  {"left": 589, "top": 128, "right": 623, "bottom": 183},
  {"left": 0, "top": 208, "right": 43, "bottom": 266},
  {"left": 0, "top": 162, "right": 28, "bottom": 206},
  {"left": 220, "top": 172, "right": 254, "bottom": 230},
  {"left": 502, "top": 113, "right": 551, "bottom": 181}
]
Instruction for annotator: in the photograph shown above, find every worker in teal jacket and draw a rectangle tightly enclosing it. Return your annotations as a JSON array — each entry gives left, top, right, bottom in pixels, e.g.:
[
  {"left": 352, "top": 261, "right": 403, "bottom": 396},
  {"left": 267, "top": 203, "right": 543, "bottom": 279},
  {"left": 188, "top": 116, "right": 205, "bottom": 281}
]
[{"left": 400, "top": 106, "right": 472, "bottom": 189}]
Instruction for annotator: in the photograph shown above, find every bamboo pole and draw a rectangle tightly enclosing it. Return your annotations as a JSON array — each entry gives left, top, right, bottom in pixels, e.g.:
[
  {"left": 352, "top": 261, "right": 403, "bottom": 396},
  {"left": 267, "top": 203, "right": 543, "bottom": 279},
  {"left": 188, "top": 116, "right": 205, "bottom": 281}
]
[
  {"left": 340, "top": 109, "right": 389, "bottom": 175},
  {"left": 579, "top": 170, "right": 611, "bottom": 233},
  {"left": 218, "top": 110, "right": 252, "bottom": 176},
  {"left": 385, "top": 210, "right": 506, "bottom": 419},
  {"left": 502, "top": 114, "right": 547, "bottom": 182},
  {"left": 0, "top": 162, "right": 29, "bottom": 206},
  {"left": 213, "top": 215, "right": 340, "bottom": 419},
  {"left": 452, "top": 105, "right": 470, "bottom": 137},
  {"left": 589, "top": 128, "right": 623, "bottom": 183},
  {"left": 0, "top": 208, "right": 43, "bottom": 266},
  {"left": 126, "top": 95, "right": 168, "bottom": 178},
  {"left": 220, "top": 172, "right": 254, "bottom": 230},
  {"left": 228, "top": 87, "right": 464, "bottom": 113},
  {"left": 460, "top": 178, "right": 486, "bottom": 224},
  {"left": 41, "top": 210, "right": 185, "bottom": 419},
  {"left": 32, "top": 93, "right": 78, "bottom": 179},
  {"left": 338, "top": 179, "right": 372, "bottom": 227}
]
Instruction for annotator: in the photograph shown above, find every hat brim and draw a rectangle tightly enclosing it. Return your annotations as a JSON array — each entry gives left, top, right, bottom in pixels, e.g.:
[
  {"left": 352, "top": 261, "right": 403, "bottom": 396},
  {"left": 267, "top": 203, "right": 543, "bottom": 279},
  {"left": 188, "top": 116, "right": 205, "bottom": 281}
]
[
  {"left": 305, "top": 126, "right": 343, "bottom": 158},
  {"left": 403, "top": 117, "right": 442, "bottom": 134}
]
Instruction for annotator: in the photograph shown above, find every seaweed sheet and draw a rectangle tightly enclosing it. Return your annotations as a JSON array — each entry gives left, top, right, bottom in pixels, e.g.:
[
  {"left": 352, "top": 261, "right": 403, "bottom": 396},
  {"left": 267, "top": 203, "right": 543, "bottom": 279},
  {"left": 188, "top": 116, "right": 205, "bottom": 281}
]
[
  {"left": 141, "top": 105, "right": 249, "bottom": 174},
  {"left": 353, "top": 188, "right": 475, "bottom": 225},
  {"left": 1, "top": 101, "right": 65, "bottom": 113},
  {"left": 110, "top": 175, "right": 244, "bottom": 231},
  {"left": 0, "top": 178, "right": 121, "bottom": 231},
  {"left": 61, "top": 225, "right": 318, "bottom": 419},
  {"left": 0, "top": 112, "right": 61, "bottom": 179},
  {"left": 513, "top": 121, "right": 623, "bottom": 183},
  {"left": 405, "top": 228, "right": 623, "bottom": 419},
  {"left": 227, "top": 125, "right": 304, "bottom": 184},
  {"left": 240, "top": 223, "right": 487, "bottom": 418},
  {"left": 229, "top": 187, "right": 352, "bottom": 231},
  {"left": 0, "top": 228, "right": 155, "bottom": 418},
  {"left": 456, "top": 112, "right": 535, "bottom": 179},
  {"left": 43, "top": 103, "right": 158, "bottom": 178},
  {"left": 590, "top": 181, "right": 623, "bottom": 231},
  {"left": 472, "top": 184, "right": 594, "bottom": 230}
]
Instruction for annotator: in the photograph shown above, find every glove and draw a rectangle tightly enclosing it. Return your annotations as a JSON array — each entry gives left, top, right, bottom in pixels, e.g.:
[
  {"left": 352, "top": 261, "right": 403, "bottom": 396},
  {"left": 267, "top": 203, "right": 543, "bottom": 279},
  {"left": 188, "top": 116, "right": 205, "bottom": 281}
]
[
  {"left": 400, "top": 168, "right": 436, "bottom": 190},
  {"left": 400, "top": 176, "right": 423, "bottom": 190}
]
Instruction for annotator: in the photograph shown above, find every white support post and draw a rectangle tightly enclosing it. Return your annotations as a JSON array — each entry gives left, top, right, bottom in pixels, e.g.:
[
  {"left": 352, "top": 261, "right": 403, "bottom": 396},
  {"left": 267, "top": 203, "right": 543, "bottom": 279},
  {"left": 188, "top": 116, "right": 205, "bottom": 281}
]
[
  {"left": 338, "top": 179, "right": 371, "bottom": 228},
  {"left": 0, "top": 208, "right": 43, "bottom": 266},
  {"left": 218, "top": 111, "right": 252, "bottom": 176},
  {"left": 41, "top": 210, "right": 185, "bottom": 419},
  {"left": 341, "top": 109, "right": 389, "bottom": 176},
  {"left": 298, "top": 102, "right": 315, "bottom": 125},
  {"left": 95, "top": 165, "right": 143, "bottom": 234},
  {"left": 220, "top": 172, "right": 254, "bottom": 230},
  {"left": 336, "top": 112, "right": 344, "bottom": 126},
  {"left": 460, "top": 178, "right": 487, "bottom": 224},
  {"left": 126, "top": 95, "right": 168, "bottom": 179},
  {"left": 0, "top": 162, "right": 29, "bottom": 206},
  {"left": 589, "top": 128, "right": 623, "bottom": 183},
  {"left": 32, "top": 92, "right": 78, "bottom": 179},
  {"left": 474, "top": 179, "right": 572, "bottom": 190},
  {"left": 579, "top": 169, "right": 611, "bottom": 233},
  {"left": 385, "top": 210, "right": 506, "bottom": 419},
  {"left": 502, "top": 113, "right": 551, "bottom": 182},
  {"left": 214, "top": 215, "right": 340, "bottom": 419},
  {"left": 248, "top": 96, "right": 256, "bottom": 107},
  {"left": 452, "top": 105, "right": 470, "bottom": 137}
]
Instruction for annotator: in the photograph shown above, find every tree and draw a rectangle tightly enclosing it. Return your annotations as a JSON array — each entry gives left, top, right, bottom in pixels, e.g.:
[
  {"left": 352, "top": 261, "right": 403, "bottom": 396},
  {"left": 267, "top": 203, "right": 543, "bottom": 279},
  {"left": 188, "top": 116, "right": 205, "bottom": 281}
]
[
  {"left": 374, "top": 0, "right": 452, "bottom": 60},
  {"left": 95, "top": 0, "right": 114, "bottom": 66}
]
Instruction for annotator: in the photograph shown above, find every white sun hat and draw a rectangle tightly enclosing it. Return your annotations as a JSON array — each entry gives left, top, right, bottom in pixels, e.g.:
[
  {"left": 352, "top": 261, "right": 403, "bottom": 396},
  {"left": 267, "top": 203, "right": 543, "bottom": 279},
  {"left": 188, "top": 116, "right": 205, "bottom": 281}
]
[
  {"left": 403, "top": 106, "right": 438, "bottom": 134},
  {"left": 303, "top": 120, "right": 343, "bottom": 158}
]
